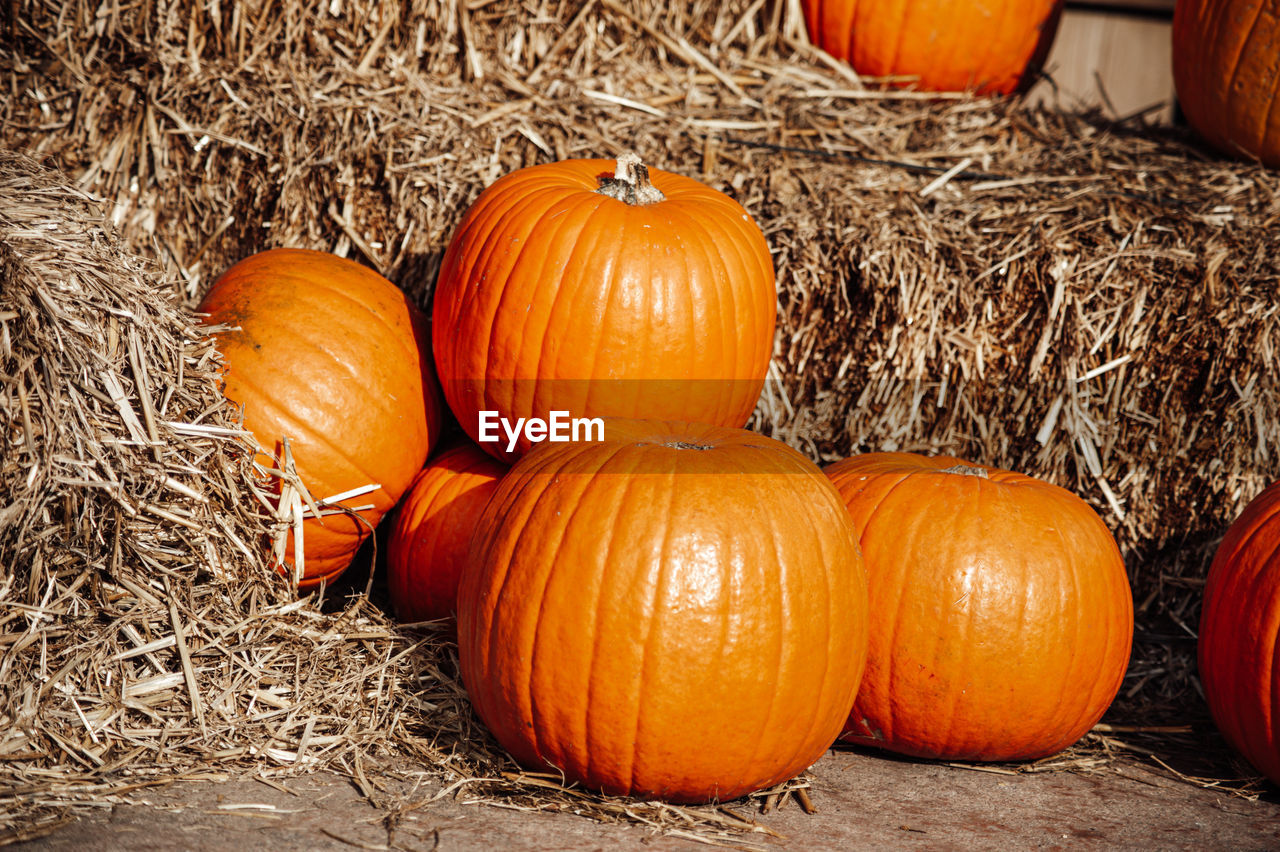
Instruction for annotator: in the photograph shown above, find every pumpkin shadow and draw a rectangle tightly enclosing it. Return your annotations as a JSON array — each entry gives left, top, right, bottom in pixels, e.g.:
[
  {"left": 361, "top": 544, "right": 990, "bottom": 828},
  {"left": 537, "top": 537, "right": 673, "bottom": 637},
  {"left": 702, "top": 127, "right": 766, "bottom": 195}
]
[
  {"left": 312, "top": 521, "right": 391, "bottom": 615},
  {"left": 831, "top": 713, "right": 1278, "bottom": 801},
  {"left": 832, "top": 733, "right": 1278, "bottom": 801},
  {"left": 390, "top": 247, "right": 447, "bottom": 314}
]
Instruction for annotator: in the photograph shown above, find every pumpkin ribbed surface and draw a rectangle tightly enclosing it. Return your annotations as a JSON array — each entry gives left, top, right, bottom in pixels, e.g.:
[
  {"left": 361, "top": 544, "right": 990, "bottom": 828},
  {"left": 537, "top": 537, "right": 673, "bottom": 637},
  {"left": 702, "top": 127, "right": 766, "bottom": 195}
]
[
  {"left": 199, "top": 247, "right": 441, "bottom": 587},
  {"left": 458, "top": 419, "right": 868, "bottom": 803},
  {"left": 802, "top": 0, "right": 1064, "bottom": 94},
  {"left": 825, "top": 452, "right": 1133, "bottom": 762},
  {"left": 387, "top": 441, "right": 507, "bottom": 623},
  {"left": 1199, "top": 479, "right": 1280, "bottom": 783},
  {"left": 1172, "top": 0, "right": 1280, "bottom": 167},
  {"left": 432, "top": 157, "right": 776, "bottom": 461}
]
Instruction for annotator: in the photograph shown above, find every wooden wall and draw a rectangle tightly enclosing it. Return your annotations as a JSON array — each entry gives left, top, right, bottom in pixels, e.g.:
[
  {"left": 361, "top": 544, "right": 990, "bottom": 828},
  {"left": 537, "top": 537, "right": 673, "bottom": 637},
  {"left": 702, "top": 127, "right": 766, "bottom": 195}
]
[{"left": 1027, "top": 1, "right": 1178, "bottom": 123}]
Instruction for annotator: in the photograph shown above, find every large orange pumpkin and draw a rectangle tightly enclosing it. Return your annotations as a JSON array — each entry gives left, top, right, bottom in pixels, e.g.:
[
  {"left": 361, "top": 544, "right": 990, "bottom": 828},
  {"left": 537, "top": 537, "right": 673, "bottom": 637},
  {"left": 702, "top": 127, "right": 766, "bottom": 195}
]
[
  {"left": 824, "top": 452, "right": 1133, "bottom": 762},
  {"left": 458, "top": 419, "right": 869, "bottom": 803},
  {"left": 199, "top": 248, "right": 441, "bottom": 588},
  {"left": 801, "top": 0, "right": 1064, "bottom": 95},
  {"left": 387, "top": 441, "right": 507, "bottom": 623},
  {"left": 432, "top": 153, "right": 776, "bottom": 462},
  {"left": 1173, "top": 0, "right": 1280, "bottom": 167},
  {"left": 1199, "top": 479, "right": 1280, "bottom": 783}
]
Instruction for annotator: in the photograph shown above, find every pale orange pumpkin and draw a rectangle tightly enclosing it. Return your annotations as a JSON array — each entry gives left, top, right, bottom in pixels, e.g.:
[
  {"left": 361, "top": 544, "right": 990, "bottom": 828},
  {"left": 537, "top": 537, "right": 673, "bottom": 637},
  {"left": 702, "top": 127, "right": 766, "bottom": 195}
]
[
  {"left": 432, "top": 154, "right": 776, "bottom": 462},
  {"left": 825, "top": 452, "right": 1133, "bottom": 761},
  {"left": 199, "top": 248, "right": 442, "bottom": 588},
  {"left": 458, "top": 419, "right": 869, "bottom": 802}
]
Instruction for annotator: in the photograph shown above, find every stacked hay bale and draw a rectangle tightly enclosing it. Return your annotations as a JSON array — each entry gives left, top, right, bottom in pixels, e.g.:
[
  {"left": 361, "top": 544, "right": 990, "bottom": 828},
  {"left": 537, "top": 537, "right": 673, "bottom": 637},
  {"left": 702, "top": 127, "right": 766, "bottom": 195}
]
[
  {"left": 0, "top": 152, "right": 270, "bottom": 582},
  {"left": 0, "top": 152, "right": 479, "bottom": 837},
  {"left": 3, "top": 0, "right": 1279, "bottom": 827}
]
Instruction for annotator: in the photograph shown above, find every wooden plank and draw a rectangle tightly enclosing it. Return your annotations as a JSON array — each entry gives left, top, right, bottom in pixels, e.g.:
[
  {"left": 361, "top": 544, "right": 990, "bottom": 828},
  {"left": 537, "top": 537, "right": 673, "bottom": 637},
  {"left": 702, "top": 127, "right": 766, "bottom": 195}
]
[{"left": 1027, "top": 8, "right": 1176, "bottom": 124}]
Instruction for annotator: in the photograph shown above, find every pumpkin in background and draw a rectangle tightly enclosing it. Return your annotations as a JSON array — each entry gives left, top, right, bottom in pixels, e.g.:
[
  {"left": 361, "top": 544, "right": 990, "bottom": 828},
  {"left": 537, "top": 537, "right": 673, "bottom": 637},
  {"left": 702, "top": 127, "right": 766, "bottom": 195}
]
[
  {"left": 1172, "top": 0, "right": 1280, "bottom": 167},
  {"left": 458, "top": 419, "right": 868, "bottom": 803},
  {"left": 387, "top": 441, "right": 507, "bottom": 624},
  {"left": 824, "top": 452, "right": 1133, "bottom": 762},
  {"left": 1199, "top": 479, "right": 1280, "bottom": 783},
  {"left": 801, "top": 0, "right": 1065, "bottom": 95},
  {"left": 432, "top": 153, "right": 776, "bottom": 462},
  {"left": 199, "top": 247, "right": 442, "bottom": 588}
]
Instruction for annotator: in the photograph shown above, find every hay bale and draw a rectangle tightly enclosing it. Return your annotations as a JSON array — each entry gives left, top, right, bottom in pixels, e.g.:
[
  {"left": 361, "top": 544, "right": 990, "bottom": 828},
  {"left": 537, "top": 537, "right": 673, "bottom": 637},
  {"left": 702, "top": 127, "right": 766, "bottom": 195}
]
[
  {"left": 751, "top": 100, "right": 1280, "bottom": 593},
  {"left": 0, "top": 149, "right": 269, "bottom": 580},
  {"left": 0, "top": 151, "right": 481, "bottom": 836}
]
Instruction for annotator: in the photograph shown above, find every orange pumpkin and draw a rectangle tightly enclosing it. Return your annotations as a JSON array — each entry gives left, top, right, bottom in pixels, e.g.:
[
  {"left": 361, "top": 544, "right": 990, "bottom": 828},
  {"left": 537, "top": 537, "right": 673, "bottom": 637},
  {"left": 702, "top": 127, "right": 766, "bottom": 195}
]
[
  {"left": 824, "top": 452, "right": 1133, "bottom": 762},
  {"left": 432, "top": 153, "right": 776, "bottom": 462},
  {"left": 801, "top": 0, "right": 1064, "bottom": 95},
  {"left": 1173, "top": 0, "right": 1280, "bottom": 167},
  {"left": 1199, "top": 479, "right": 1280, "bottom": 783},
  {"left": 387, "top": 441, "right": 507, "bottom": 623},
  {"left": 199, "top": 248, "right": 441, "bottom": 588},
  {"left": 458, "top": 419, "right": 868, "bottom": 803}
]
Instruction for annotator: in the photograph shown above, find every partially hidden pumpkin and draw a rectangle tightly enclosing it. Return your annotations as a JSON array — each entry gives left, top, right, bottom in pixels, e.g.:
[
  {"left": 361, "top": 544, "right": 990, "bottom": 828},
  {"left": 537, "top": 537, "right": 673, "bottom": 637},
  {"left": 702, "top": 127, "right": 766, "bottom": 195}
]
[
  {"left": 1173, "top": 0, "right": 1280, "bottom": 167},
  {"left": 387, "top": 440, "right": 507, "bottom": 624},
  {"left": 199, "top": 247, "right": 442, "bottom": 588},
  {"left": 824, "top": 452, "right": 1133, "bottom": 762},
  {"left": 1199, "top": 479, "right": 1280, "bottom": 783},
  {"left": 432, "top": 153, "right": 776, "bottom": 462},
  {"left": 801, "top": 0, "right": 1065, "bottom": 95},
  {"left": 458, "top": 419, "right": 869, "bottom": 803}
]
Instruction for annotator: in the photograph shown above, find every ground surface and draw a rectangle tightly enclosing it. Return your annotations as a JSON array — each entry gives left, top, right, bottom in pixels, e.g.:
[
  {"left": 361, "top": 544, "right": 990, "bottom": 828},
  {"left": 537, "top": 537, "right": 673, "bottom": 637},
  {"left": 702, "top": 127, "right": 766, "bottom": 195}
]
[{"left": 13, "top": 747, "right": 1279, "bottom": 851}]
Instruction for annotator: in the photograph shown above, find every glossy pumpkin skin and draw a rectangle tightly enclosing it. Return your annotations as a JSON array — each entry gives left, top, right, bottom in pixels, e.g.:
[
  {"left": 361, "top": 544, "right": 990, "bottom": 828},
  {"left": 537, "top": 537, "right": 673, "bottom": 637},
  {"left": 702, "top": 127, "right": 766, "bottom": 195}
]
[
  {"left": 387, "top": 441, "right": 507, "bottom": 624},
  {"left": 432, "top": 158, "right": 776, "bottom": 462},
  {"left": 825, "top": 452, "right": 1133, "bottom": 762},
  {"left": 802, "top": 0, "right": 1065, "bottom": 94},
  {"left": 458, "top": 419, "right": 869, "bottom": 803},
  {"left": 1173, "top": 0, "right": 1280, "bottom": 167},
  {"left": 1199, "top": 480, "right": 1280, "bottom": 783},
  {"left": 199, "top": 248, "right": 442, "bottom": 588}
]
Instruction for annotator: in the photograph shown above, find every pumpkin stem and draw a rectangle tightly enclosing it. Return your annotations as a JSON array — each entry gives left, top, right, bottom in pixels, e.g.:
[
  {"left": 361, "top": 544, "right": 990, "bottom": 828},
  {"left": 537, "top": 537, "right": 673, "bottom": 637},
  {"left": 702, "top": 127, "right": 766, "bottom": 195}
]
[
  {"left": 597, "top": 151, "right": 666, "bottom": 206},
  {"left": 939, "top": 463, "right": 989, "bottom": 478}
]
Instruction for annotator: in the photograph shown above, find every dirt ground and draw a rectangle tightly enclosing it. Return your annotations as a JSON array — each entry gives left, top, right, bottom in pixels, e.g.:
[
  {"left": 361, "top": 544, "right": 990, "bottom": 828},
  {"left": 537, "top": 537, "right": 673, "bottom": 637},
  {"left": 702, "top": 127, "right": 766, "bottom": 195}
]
[{"left": 13, "top": 746, "right": 1279, "bottom": 851}]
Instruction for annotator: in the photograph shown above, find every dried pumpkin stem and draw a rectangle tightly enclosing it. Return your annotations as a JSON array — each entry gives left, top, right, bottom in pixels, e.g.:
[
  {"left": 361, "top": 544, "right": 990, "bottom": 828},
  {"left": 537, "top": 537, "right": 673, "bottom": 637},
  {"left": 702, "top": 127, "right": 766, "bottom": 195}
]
[
  {"left": 597, "top": 151, "right": 665, "bottom": 206},
  {"left": 939, "top": 463, "right": 989, "bottom": 478}
]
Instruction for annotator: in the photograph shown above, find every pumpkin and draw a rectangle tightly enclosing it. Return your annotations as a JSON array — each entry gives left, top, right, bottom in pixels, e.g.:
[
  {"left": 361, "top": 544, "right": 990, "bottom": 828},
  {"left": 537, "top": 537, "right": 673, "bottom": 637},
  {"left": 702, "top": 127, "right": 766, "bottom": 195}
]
[
  {"left": 1199, "top": 479, "right": 1280, "bottom": 783},
  {"left": 1172, "top": 0, "right": 1280, "bottom": 167},
  {"left": 198, "top": 247, "right": 441, "bottom": 588},
  {"left": 824, "top": 452, "right": 1133, "bottom": 762},
  {"left": 457, "top": 419, "right": 869, "bottom": 803},
  {"left": 432, "top": 153, "right": 776, "bottom": 462},
  {"left": 387, "top": 440, "right": 507, "bottom": 624},
  {"left": 801, "top": 0, "right": 1065, "bottom": 95}
]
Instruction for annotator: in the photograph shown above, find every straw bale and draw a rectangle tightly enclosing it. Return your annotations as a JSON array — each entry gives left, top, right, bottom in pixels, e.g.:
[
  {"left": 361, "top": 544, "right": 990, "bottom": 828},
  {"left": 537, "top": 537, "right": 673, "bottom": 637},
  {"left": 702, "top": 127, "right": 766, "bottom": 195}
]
[
  {"left": 3, "top": 0, "right": 1280, "bottom": 835},
  {"left": 0, "top": 150, "right": 479, "bottom": 836}
]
